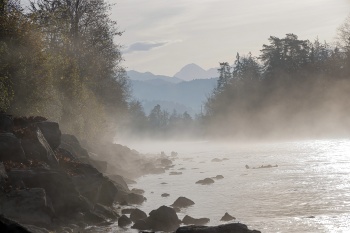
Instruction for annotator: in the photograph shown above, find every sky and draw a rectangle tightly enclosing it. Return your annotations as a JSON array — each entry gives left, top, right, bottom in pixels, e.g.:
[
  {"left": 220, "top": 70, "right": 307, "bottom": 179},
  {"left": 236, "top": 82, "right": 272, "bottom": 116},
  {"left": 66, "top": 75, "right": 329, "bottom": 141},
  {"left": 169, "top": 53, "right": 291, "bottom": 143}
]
[{"left": 110, "top": 0, "right": 350, "bottom": 76}]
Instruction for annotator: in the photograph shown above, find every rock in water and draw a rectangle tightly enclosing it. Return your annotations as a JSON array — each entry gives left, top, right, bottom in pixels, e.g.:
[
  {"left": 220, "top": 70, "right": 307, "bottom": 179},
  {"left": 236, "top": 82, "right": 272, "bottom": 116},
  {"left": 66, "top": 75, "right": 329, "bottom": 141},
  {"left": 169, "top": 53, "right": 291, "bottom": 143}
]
[
  {"left": 130, "top": 208, "right": 147, "bottom": 222},
  {"left": 171, "top": 197, "right": 195, "bottom": 208},
  {"left": 220, "top": 212, "right": 236, "bottom": 221},
  {"left": 195, "top": 178, "right": 214, "bottom": 185},
  {"left": 176, "top": 223, "right": 261, "bottom": 233},
  {"left": 147, "top": 205, "right": 180, "bottom": 232},
  {"left": 182, "top": 215, "right": 210, "bottom": 225},
  {"left": 118, "top": 215, "right": 132, "bottom": 227},
  {"left": 161, "top": 193, "right": 170, "bottom": 197}
]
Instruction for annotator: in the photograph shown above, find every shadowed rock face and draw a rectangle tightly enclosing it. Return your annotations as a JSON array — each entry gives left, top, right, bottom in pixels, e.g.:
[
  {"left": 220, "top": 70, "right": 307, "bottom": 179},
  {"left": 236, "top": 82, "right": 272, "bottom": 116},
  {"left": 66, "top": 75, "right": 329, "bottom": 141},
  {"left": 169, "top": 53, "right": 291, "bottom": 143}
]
[
  {"left": 130, "top": 208, "right": 147, "bottom": 222},
  {"left": 176, "top": 223, "right": 261, "bottom": 233},
  {"left": 171, "top": 197, "right": 195, "bottom": 208},
  {"left": 0, "top": 215, "right": 32, "bottom": 233},
  {"left": 118, "top": 215, "right": 132, "bottom": 228}
]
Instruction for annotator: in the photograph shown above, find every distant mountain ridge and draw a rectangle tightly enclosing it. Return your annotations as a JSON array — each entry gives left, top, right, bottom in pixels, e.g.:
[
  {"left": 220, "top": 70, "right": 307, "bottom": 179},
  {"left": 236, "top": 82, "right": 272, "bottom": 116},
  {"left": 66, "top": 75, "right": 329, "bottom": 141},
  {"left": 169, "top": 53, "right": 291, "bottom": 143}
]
[
  {"left": 173, "top": 63, "right": 218, "bottom": 81},
  {"left": 127, "top": 64, "right": 219, "bottom": 116}
]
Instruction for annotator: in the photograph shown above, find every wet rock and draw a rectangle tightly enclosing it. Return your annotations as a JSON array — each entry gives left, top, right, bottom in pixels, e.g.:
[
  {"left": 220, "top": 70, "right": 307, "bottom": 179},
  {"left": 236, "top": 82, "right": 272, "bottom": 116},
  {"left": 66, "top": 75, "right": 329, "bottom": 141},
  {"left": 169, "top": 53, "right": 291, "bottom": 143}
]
[
  {"left": 131, "top": 188, "right": 145, "bottom": 195},
  {"left": 36, "top": 121, "right": 61, "bottom": 150},
  {"left": 169, "top": 171, "right": 182, "bottom": 175},
  {"left": 182, "top": 215, "right": 210, "bottom": 225},
  {"left": 0, "top": 133, "right": 26, "bottom": 162},
  {"left": 172, "top": 207, "right": 181, "bottom": 213},
  {"left": 159, "top": 158, "right": 172, "bottom": 166},
  {"left": 118, "top": 215, "right": 132, "bottom": 227},
  {"left": 0, "top": 188, "right": 54, "bottom": 226},
  {"left": 176, "top": 223, "right": 261, "bottom": 233},
  {"left": 171, "top": 197, "right": 195, "bottom": 208},
  {"left": 132, "top": 219, "right": 150, "bottom": 230},
  {"left": 130, "top": 208, "right": 147, "bottom": 222},
  {"left": 245, "top": 165, "right": 250, "bottom": 169},
  {"left": 161, "top": 182, "right": 168, "bottom": 185},
  {"left": 196, "top": 178, "right": 215, "bottom": 185},
  {"left": 161, "top": 193, "right": 170, "bottom": 197},
  {"left": 211, "top": 158, "right": 221, "bottom": 162},
  {"left": 220, "top": 212, "right": 236, "bottom": 221},
  {"left": 147, "top": 205, "right": 180, "bottom": 232}
]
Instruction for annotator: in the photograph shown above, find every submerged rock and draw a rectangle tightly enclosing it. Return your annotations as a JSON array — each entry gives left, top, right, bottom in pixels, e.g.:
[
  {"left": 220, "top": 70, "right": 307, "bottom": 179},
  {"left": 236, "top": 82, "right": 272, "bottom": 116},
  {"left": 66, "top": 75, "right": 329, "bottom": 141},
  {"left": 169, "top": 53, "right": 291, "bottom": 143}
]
[
  {"left": 161, "top": 193, "right": 170, "bottom": 197},
  {"left": 220, "top": 212, "right": 236, "bottom": 221},
  {"left": 176, "top": 223, "right": 261, "bottom": 233},
  {"left": 182, "top": 215, "right": 210, "bottom": 225},
  {"left": 195, "top": 178, "right": 215, "bottom": 185},
  {"left": 213, "top": 175, "right": 224, "bottom": 179},
  {"left": 169, "top": 171, "right": 182, "bottom": 175},
  {"left": 211, "top": 158, "right": 221, "bottom": 162},
  {"left": 171, "top": 197, "right": 195, "bottom": 208}
]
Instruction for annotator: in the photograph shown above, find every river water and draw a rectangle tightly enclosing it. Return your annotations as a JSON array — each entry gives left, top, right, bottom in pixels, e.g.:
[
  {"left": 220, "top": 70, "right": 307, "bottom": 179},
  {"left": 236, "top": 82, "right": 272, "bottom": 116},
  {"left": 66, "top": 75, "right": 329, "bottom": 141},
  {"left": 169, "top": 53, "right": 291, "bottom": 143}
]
[{"left": 102, "top": 139, "right": 350, "bottom": 232}]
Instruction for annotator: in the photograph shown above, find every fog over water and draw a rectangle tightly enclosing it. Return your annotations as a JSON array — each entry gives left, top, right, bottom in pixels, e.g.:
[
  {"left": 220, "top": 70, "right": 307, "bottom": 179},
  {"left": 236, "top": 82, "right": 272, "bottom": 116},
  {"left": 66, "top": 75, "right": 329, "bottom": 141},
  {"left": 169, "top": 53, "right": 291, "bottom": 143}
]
[{"left": 101, "top": 139, "right": 350, "bottom": 233}]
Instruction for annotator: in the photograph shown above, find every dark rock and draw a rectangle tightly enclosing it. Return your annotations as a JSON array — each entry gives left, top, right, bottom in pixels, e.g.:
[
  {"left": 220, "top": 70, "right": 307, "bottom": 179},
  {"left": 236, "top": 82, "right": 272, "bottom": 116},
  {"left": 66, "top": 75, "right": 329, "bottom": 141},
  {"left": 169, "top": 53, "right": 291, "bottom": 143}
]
[
  {"left": 245, "top": 165, "right": 250, "bottom": 169},
  {"left": 161, "top": 193, "right": 170, "bottom": 197},
  {"left": 0, "top": 162, "right": 7, "bottom": 184},
  {"left": 88, "top": 159, "right": 108, "bottom": 173},
  {"left": 0, "top": 113, "right": 13, "bottom": 132},
  {"left": 220, "top": 212, "right": 236, "bottom": 221},
  {"left": 213, "top": 175, "right": 224, "bottom": 179},
  {"left": 147, "top": 205, "right": 180, "bottom": 232},
  {"left": 161, "top": 182, "right": 168, "bottom": 185},
  {"left": 196, "top": 178, "right": 215, "bottom": 185},
  {"left": 8, "top": 168, "right": 91, "bottom": 216},
  {"left": 131, "top": 188, "right": 145, "bottom": 195},
  {"left": 182, "top": 215, "right": 210, "bottom": 225},
  {"left": 118, "top": 215, "right": 132, "bottom": 227},
  {"left": 0, "top": 215, "right": 32, "bottom": 233},
  {"left": 107, "top": 174, "right": 130, "bottom": 191},
  {"left": 59, "top": 134, "right": 89, "bottom": 160},
  {"left": 176, "top": 223, "right": 261, "bottom": 233},
  {"left": 0, "top": 133, "right": 26, "bottom": 162},
  {"left": 126, "top": 193, "right": 146, "bottom": 205},
  {"left": 93, "top": 203, "right": 118, "bottom": 220},
  {"left": 130, "top": 208, "right": 147, "bottom": 222},
  {"left": 36, "top": 121, "right": 61, "bottom": 150},
  {"left": 121, "top": 208, "right": 136, "bottom": 215},
  {"left": 171, "top": 197, "right": 195, "bottom": 208},
  {"left": 132, "top": 219, "right": 150, "bottom": 230},
  {"left": 0, "top": 188, "right": 54, "bottom": 226}
]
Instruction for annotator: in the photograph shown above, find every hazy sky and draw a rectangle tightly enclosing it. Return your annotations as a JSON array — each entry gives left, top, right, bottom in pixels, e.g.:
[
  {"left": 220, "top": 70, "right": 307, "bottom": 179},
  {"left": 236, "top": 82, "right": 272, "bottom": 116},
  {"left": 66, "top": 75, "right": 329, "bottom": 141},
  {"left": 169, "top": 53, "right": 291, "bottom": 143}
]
[{"left": 111, "top": 0, "right": 350, "bottom": 76}]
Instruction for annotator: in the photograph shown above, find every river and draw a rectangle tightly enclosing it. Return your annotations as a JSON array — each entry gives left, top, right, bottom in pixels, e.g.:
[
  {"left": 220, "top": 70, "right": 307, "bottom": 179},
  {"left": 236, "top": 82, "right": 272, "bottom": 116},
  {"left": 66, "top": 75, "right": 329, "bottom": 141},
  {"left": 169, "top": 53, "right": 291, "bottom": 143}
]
[{"left": 96, "top": 139, "right": 350, "bottom": 232}]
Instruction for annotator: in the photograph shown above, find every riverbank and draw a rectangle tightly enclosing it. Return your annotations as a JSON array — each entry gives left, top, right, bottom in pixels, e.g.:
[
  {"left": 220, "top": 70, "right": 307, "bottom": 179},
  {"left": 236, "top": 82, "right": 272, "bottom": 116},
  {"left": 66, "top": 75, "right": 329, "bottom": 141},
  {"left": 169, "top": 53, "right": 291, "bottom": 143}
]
[{"left": 0, "top": 113, "right": 260, "bottom": 232}]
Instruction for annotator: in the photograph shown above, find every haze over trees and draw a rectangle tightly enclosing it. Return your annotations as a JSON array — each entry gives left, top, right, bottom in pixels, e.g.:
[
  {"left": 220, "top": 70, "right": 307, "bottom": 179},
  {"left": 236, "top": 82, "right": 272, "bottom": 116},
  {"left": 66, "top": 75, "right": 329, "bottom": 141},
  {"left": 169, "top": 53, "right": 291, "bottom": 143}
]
[{"left": 0, "top": 0, "right": 129, "bottom": 141}]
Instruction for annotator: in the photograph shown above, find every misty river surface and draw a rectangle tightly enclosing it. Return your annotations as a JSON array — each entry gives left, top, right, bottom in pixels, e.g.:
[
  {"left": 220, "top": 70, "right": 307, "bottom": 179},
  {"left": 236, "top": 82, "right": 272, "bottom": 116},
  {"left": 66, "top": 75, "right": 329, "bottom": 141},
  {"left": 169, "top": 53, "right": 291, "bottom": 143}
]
[{"left": 109, "top": 139, "right": 350, "bottom": 232}]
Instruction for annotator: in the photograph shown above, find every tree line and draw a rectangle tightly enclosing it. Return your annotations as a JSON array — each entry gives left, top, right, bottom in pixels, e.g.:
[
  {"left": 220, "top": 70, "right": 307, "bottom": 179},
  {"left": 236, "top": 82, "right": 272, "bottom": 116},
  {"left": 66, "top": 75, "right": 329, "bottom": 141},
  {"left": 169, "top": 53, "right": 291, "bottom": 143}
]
[
  {"left": 204, "top": 16, "right": 350, "bottom": 138},
  {"left": 0, "top": 0, "right": 129, "bottom": 141}
]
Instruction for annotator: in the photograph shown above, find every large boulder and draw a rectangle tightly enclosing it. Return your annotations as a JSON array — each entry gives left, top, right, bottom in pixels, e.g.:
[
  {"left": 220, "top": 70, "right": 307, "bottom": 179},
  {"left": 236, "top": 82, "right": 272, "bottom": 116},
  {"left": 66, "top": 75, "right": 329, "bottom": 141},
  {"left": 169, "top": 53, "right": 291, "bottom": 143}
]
[
  {"left": 171, "top": 197, "right": 195, "bottom": 208},
  {"left": 0, "top": 188, "right": 54, "bottom": 226},
  {"left": 176, "top": 223, "right": 261, "bottom": 233},
  {"left": 130, "top": 208, "right": 147, "bottom": 222},
  {"left": 182, "top": 215, "right": 210, "bottom": 225},
  {"left": 147, "top": 205, "right": 180, "bottom": 232},
  {"left": 36, "top": 121, "right": 61, "bottom": 150},
  {"left": 0, "top": 133, "right": 26, "bottom": 162},
  {"left": 7, "top": 168, "right": 90, "bottom": 216}
]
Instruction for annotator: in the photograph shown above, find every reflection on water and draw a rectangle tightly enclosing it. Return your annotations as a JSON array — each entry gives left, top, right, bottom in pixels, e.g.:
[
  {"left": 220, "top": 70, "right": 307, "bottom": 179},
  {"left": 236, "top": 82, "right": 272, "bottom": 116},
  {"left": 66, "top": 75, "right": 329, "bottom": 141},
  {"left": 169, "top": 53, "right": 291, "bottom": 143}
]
[{"left": 113, "top": 139, "right": 350, "bottom": 232}]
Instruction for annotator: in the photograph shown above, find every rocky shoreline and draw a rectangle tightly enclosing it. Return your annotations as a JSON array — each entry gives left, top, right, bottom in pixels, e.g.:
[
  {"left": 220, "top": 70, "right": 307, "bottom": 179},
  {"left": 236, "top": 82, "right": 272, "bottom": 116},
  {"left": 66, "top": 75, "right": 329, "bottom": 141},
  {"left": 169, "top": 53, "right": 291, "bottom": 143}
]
[{"left": 0, "top": 113, "right": 260, "bottom": 233}]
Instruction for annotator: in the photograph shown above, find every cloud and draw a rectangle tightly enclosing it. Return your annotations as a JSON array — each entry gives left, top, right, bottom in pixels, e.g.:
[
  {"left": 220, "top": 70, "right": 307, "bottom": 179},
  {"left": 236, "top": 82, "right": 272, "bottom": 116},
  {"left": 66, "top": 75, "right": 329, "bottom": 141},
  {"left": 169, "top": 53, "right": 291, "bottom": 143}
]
[{"left": 124, "top": 41, "right": 168, "bottom": 53}]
